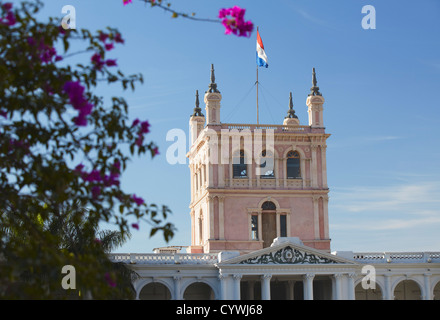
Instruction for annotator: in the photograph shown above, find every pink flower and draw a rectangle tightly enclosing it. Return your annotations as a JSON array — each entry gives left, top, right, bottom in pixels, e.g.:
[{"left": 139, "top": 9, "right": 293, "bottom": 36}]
[
  {"left": 114, "top": 33, "right": 124, "bottom": 44},
  {"left": 91, "top": 186, "right": 101, "bottom": 198},
  {"left": 0, "top": 6, "right": 16, "bottom": 26},
  {"left": 98, "top": 32, "right": 109, "bottom": 43},
  {"left": 123, "top": 0, "right": 133, "bottom": 5},
  {"left": 104, "top": 273, "right": 117, "bottom": 288},
  {"left": 105, "top": 43, "right": 114, "bottom": 51},
  {"left": 140, "top": 120, "right": 150, "bottom": 134},
  {"left": 131, "top": 223, "right": 139, "bottom": 230},
  {"left": 218, "top": 6, "right": 253, "bottom": 37},
  {"left": 105, "top": 59, "right": 117, "bottom": 67},
  {"left": 131, "top": 194, "right": 144, "bottom": 206},
  {"left": 2, "top": 3, "right": 12, "bottom": 11},
  {"left": 152, "top": 146, "right": 159, "bottom": 157},
  {"left": 91, "top": 53, "right": 105, "bottom": 70},
  {"left": 63, "top": 81, "right": 94, "bottom": 126},
  {"left": 132, "top": 118, "right": 140, "bottom": 127}
]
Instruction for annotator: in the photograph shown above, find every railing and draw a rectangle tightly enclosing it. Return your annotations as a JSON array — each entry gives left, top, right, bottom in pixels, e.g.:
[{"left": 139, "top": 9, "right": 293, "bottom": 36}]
[
  {"left": 222, "top": 123, "right": 312, "bottom": 133},
  {"left": 351, "top": 252, "right": 440, "bottom": 264},
  {"left": 109, "top": 253, "right": 218, "bottom": 265},
  {"left": 224, "top": 178, "right": 306, "bottom": 189}
]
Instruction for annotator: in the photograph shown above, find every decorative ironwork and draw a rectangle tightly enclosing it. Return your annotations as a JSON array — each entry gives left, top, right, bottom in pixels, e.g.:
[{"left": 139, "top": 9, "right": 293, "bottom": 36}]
[
  {"left": 261, "top": 201, "right": 276, "bottom": 210},
  {"left": 239, "top": 246, "right": 340, "bottom": 265}
]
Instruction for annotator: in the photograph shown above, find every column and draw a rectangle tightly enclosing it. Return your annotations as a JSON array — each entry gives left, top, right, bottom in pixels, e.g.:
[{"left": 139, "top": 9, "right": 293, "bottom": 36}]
[
  {"left": 383, "top": 274, "right": 393, "bottom": 300},
  {"left": 423, "top": 273, "right": 432, "bottom": 300},
  {"left": 218, "top": 196, "right": 225, "bottom": 240},
  {"left": 333, "top": 273, "right": 342, "bottom": 300},
  {"left": 207, "top": 195, "right": 215, "bottom": 239},
  {"left": 233, "top": 274, "right": 242, "bottom": 300},
  {"left": 261, "top": 274, "right": 272, "bottom": 300},
  {"left": 219, "top": 274, "right": 228, "bottom": 300},
  {"left": 311, "top": 144, "right": 318, "bottom": 188},
  {"left": 303, "top": 273, "right": 315, "bottom": 300},
  {"left": 347, "top": 273, "right": 356, "bottom": 300},
  {"left": 173, "top": 276, "right": 182, "bottom": 300},
  {"left": 321, "top": 145, "right": 328, "bottom": 188},
  {"left": 287, "top": 280, "right": 296, "bottom": 300},
  {"left": 312, "top": 196, "right": 320, "bottom": 240}
]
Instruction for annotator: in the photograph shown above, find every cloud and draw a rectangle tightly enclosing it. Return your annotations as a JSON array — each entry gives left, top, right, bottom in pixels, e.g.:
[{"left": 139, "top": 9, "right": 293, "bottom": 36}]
[{"left": 330, "top": 180, "right": 440, "bottom": 231}]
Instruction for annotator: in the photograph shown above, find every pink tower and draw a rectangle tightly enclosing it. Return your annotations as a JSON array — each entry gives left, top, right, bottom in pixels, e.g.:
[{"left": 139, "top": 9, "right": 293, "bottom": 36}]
[{"left": 187, "top": 65, "right": 330, "bottom": 254}]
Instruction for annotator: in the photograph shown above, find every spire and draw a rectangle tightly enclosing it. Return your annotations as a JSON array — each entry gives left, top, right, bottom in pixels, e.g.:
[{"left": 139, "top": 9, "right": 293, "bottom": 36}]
[
  {"left": 308, "top": 67, "right": 322, "bottom": 97},
  {"left": 285, "top": 92, "right": 298, "bottom": 119},
  {"left": 207, "top": 64, "right": 220, "bottom": 93},
  {"left": 191, "top": 90, "right": 204, "bottom": 117}
]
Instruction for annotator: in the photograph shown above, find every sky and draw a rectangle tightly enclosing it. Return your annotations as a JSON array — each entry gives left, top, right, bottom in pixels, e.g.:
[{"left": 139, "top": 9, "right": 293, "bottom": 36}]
[{"left": 37, "top": 0, "right": 440, "bottom": 253}]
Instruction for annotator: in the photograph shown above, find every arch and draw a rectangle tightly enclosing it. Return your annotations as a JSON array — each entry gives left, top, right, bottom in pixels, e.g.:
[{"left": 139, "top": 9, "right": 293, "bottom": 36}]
[
  {"left": 261, "top": 201, "right": 276, "bottom": 211},
  {"left": 257, "top": 197, "right": 281, "bottom": 210},
  {"left": 354, "top": 281, "right": 383, "bottom": 300},
  {"left": 138, "top": 280, "right": 172, "bottom": 300},
  {"left": 182, "top": 281, "right": 216, "bottom": 300},
  {"left": 393, "top": 279, "right": 422, "bottom": 300},
  {"left": 433, "top": 280, "right": 440, "bottom": 300},
  {"left": 283, "top": 146, "right": 306, "bottom": 160}
]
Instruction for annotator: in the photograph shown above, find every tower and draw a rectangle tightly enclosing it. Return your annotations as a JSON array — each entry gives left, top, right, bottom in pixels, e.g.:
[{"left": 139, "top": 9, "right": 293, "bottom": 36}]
[{"left": 187, "top": 67, "right": 330, "bottom": 254}]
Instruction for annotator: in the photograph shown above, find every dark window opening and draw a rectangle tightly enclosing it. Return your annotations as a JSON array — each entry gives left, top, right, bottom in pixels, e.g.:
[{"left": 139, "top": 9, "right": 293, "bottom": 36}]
[
  {"left": 287, "top": 151, "right": 300, "bottom": 179},
  {"left": 261, "top": 201, "right": 276, "bottom": 211},
  {"left": 251, "top": 215, "right": 258, "bottom": 240},
  {"left": 233, "top": 150, "right": 247, "bottom": 178},
  {"left": 259, "top": 150, "right": 274, "bottom": 179},
  {"left": 280, "top": 215, "right": 287, "bottom": 237}
]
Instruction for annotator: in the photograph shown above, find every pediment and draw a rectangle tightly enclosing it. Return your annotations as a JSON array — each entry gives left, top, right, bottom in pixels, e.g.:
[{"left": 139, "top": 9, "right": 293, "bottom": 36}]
[{"left": 217, "top": 241, "right": 357, "bottom": 266}]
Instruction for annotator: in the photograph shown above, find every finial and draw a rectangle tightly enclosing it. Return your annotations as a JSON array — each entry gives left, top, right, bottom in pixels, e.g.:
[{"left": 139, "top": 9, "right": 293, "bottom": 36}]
[
  {"left": 308, "top": 67, "right": 322, "bottom": 97},
  {"left": 285, "top": 92, "right": 298, "bottom": 119},
  {"left": 191, "top": 90, "right": 204, "bottom": 117},
  {"left": 207, "top": 64, "right": 220, "bottom": 93}
]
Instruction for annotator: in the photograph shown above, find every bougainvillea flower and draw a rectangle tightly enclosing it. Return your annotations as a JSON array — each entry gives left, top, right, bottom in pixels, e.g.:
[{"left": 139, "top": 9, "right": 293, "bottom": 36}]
[
  {"left": 91, "top": 53, "right": 105, "bottom": 70},
  {"left": 104, "top": 273, "right": 117, "bottom": 287},
  {"left": 218, "top": 6, "right": 253, "bottom": 37},
  {"left": 63, "top": 81, "right": 94, "bottom": 126},
  {"left": 105, "top": 59, "right": 117, "bottom": 67},
  {"left": 123, "top": 0, "right": 133, "bottom": 5},
  {"left": 131, "top": 194, "right": 145, "bottom": 206},
  {"left": 131, "top": 223, "right": 139, "bottom": 230}
]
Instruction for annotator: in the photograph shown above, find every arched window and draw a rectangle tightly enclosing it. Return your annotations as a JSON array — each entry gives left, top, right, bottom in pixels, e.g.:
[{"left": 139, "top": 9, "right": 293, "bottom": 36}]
[
  {"left": 261, "top": 201, "right": 276, "bottom": 210},
  {"left": 286, "top": 150, "right": 301, "bottom": 179},
  {"left": 259, "top": 150, "right": 274, "bottom": 179},
  {"left": 233, "top": 150, "right": 247, "bottom": 178}
]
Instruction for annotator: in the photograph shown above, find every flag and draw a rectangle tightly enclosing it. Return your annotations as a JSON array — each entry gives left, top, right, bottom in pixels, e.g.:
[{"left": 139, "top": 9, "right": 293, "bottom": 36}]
[{"left": 256, "top": 29, "right": 268, "bottom": 68}]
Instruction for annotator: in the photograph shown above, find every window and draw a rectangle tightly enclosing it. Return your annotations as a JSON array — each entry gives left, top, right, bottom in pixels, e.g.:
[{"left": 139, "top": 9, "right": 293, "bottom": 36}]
[
  {"left": 233, "top": 150, "right": 247, "bottom": 178},
  {"left": 280, "top": 215, "right": 287, "bottom": 237},
  {"left": 261, "top": 201, "right": 276, "bottom": 210},
  {"left": 251, "top": 215, "right": 258, "bottom": 240},
  {"left": 286, "top": 150, "right": 300, "bottom": 179},
  {"left": 259, "top": 150, "right": 274, "bottom": 179}
]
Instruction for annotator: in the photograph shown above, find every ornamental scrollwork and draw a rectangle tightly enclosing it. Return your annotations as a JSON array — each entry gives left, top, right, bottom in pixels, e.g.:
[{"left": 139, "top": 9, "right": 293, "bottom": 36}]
[{"left": 239, "top": 246, "right": 340, "bottom": 265}]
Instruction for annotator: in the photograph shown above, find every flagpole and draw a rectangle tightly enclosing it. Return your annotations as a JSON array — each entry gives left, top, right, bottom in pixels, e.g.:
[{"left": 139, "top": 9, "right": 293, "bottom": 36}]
[
  {"left": 256, "top": 26, "right": 259, "bottom": 125},
  {"left": 256, "top": 64, "right": 259, "bottom": 124}
]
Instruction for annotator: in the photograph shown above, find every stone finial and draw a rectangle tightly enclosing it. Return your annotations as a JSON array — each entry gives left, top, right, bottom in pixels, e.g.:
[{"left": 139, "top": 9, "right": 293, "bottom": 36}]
[
  {"left": 308, "top": 67, "right": 322, "bottom": 97},
  {"left": 285, "top": 92, "right": 298, "bottom": 119},
  {"left": 207, "top": 64, "right": 220, "bottom": 93},
  {"left": 191, "top": 90, "right": 204, "bottom": 117}
]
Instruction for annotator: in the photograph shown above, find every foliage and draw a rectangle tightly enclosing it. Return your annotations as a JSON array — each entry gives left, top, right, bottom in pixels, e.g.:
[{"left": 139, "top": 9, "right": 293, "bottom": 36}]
[{"left": 0, "top": 0, "right": 174, "bottom": 299}]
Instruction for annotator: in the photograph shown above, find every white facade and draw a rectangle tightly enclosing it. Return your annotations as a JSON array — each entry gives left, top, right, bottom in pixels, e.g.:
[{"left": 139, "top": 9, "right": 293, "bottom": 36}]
[{"left": 109, "top": 238, "right": 440, "bottom": 300}]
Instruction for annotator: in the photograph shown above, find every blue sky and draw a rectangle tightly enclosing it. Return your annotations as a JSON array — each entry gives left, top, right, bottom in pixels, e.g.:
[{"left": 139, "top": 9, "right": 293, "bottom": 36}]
[{"left": 39, "top": 0, "right": 440, "bottom": 253}]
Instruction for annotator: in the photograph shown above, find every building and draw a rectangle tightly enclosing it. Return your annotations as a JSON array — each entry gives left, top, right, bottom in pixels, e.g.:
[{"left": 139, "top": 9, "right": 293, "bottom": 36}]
[{"left": 109, "top": 65, "right": 440, "bottom": 300}]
